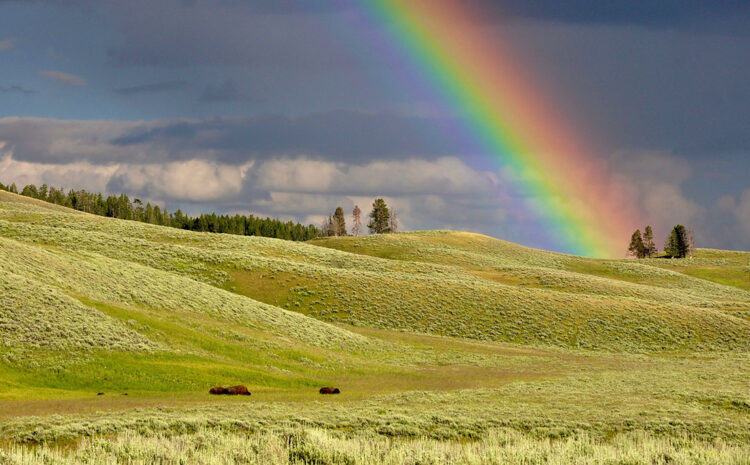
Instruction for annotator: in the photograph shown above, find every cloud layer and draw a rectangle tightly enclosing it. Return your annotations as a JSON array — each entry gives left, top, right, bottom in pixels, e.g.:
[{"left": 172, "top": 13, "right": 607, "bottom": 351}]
[
  {"left": 1, "top": 116, "right": 747, "bottom": 251},
  {"left": 0, "top": 113, "right": 468, "bottom": 165},
  {"left": 114, "top": 80, "right": 189, "bottom": 95}
]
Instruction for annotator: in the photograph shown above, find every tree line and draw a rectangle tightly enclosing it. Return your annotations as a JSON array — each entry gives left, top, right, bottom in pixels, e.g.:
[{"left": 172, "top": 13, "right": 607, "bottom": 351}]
[
  {"left": 321, "top": 198, "right": 399, "bottom": 237},
  {"left": 0, "top": 181, "right": 320, "bottom": 241},
  {"left": 628, "top": 224, "right": 695, "bottom": 259}
]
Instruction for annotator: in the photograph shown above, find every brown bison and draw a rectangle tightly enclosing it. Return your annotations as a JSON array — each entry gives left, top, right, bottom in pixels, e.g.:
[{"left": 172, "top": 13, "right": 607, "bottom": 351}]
[
  {"left": 319, "top": 387, "right": 340, "bottom": 394},
  {"left": 209, "top": 385, "right": 251, "bottom": 396},
  {"left": 226, "top": 385, "right": 251, "bottom": 395}
]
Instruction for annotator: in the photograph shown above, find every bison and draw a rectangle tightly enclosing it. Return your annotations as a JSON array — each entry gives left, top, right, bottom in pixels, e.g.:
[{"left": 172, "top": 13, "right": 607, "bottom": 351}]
[
  {"left": 319, "top": 387, "right": 340, "bottom": 394},
  {"left": 209, "top": 385, "right": 251, "bottom": 396},
  {"left": 226, "top": 385, "right": 251, "bottom": 395}
]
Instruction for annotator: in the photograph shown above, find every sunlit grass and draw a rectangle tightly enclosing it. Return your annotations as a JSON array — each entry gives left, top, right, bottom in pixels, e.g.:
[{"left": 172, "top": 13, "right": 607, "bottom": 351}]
[
  {"left": 3, "top": 427, "right": 749, "bottom": 465},
  {"left": 1, "top": 189, "right": 749, "bottom": 461}
]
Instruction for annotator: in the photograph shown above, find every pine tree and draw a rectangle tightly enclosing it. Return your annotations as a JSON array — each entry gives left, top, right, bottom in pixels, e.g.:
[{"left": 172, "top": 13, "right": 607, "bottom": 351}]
[
  {"left": 664, "top": 230, "right": 678, "bottom": 258},
  {"left": 1, "top": 179, "right": 320, "bottom": 240},
  {"left": 21, "top": 184, "right": 38, "bottom": 198},
  {"left": 332, "top": 206, "right": 347, "bottom": 236},
  {"left": 368, "top": 198, "right": 390, "bottom": 234},
  {"left": 664, "top": 224, "right": 689, "bottom": 258},
  {"left": 628, "top": 229, "right": 646, "bottom": 258},
  {"left": 642, "top": 225, "right": 657, "bottom": 257},
  {"left": 351, "top": 205, "right": 362, "bottom": 237}
]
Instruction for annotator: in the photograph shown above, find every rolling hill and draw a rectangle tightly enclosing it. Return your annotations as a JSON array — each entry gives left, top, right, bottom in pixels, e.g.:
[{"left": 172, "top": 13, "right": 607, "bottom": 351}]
[{"left": 0, "top": 189, "right": 749, "bottom": 462}]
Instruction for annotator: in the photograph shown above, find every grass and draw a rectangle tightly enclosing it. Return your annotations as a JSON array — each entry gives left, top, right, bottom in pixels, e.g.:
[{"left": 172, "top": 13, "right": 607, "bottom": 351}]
[
  {"left": 3, "top": 428, "right": 749, "bottom": 464},
  {"left": 0, "top": 189, "right": 749, "bottom": 462}
]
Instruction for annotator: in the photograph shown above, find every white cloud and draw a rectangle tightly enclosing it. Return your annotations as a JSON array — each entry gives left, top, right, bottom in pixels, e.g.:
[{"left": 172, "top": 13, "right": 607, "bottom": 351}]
[
  {"left": 109, "top": 160, "right": 252, "bottom": 202},
  {"left": 0, "top": 147, "right": 252, "bottom": 203},
  {"left": 244, "top": 157, "right": 517, "bottom": 238},
  {"left": 250, "top": 157, "right": 497, "bottom": 196},
  {"left": 38, "top": 70, "right": 87, "bottom": 86},
  {"left": 0, "top": 116, "right": 745, "bottom": 250},
  {"left": 0, "top": 152, "right": 117, "bottom": 193}
]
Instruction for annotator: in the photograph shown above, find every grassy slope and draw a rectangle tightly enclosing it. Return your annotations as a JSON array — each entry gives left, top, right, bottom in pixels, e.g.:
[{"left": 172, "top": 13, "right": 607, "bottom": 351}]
[
  {"left": 1, "top": 190, "right": 749, "bottom": 453},
  {"left": 3, "top": 190, "right": 746, "bottom": 352},
  {"left": 0, "top": 191, "right": 589, "bottom": 403},
  {"left": 310, "top": 232, "right": 750, "bottom": 327}
]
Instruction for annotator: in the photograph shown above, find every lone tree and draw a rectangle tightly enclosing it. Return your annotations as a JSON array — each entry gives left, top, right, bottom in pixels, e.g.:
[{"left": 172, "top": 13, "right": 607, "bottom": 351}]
[
  {"left": 664, "top": 224, "right": 689, "bottom": 258},
  {"left": 628, "top": 229, "right": 646, "bottom": 258},
  {"left": 332, "top": 206, "right": 347, "bottom": 236},
  {"left": 351, "top": 205, "right": 362, "bottom": 237},
  {"left": 686, "top": 227, "right": 695, "bottom": 257},
  {"left": 643, "top": 225, "right": 657, "bottom": 257},
  {"left": 368, "top": 198, "right": 390, "bottom": 234}
]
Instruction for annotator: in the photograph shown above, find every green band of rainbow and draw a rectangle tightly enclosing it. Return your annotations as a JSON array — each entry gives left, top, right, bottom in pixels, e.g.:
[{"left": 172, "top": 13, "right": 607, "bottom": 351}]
[{"left": 361, "top": 0, "right": 640, "bottom": 257}]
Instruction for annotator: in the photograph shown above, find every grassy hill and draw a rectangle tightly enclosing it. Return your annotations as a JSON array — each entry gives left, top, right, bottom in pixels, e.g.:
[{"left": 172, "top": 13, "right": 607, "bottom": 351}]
[
  {"left": 2, "top": 190, "right": 748, "bottom": 357},
  {"left": 1, "top": 190, "right": 749, "bottom": 462}
]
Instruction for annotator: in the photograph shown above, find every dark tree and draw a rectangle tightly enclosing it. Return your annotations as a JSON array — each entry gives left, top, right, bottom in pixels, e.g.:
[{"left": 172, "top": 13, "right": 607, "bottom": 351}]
[
  {"left": 368, "top": 198, "right": 390, "bottom": 234},
  {"left": 664, "top": 224, "right": 689, "bottom": 258},
  {"left": 21, "top": 184, "right": 38, "bottom": 198},
  {"left": 1, "top": 180, "right": 320, "bottom": 241},
  {"left": 332, "top": 206, "right": 347, "bottom": 236},
  {"left": 642, "top": 225, "right": 657, "bottom": 257},
  {"left": 628, "top": 229, "right": 646, "bottom": 258}
]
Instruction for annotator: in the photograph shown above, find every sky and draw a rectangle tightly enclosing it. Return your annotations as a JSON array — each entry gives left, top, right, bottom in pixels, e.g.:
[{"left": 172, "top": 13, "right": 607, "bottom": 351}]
[{"left": 0, "top": 0, "right": 749, "bottom": 253}]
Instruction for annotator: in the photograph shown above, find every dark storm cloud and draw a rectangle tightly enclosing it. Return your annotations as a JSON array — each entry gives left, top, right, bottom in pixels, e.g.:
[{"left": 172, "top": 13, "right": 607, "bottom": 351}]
[
  {"left": 199, "top": 80, "right": 255, "bottom": 103},
  {"left": 109, "top": 111, "right": 467, "bottom": 163},
  {"left": 0, "top": 85, "right": 37, "bottom": 94},
  {"left": 0, "top": 112, "right": 469, "bottom": 165},
  {"left": 113, "top": 80, "right": 190, "bottom": 95},
  {"left": 477, "top": 0, "right": 750, "bottom": 30},
  {"left": 102, "top": 1, "right": 750, "bottom": 70},
  {"left": 103, "top": 0, "right": 356, "bottom": 68}
]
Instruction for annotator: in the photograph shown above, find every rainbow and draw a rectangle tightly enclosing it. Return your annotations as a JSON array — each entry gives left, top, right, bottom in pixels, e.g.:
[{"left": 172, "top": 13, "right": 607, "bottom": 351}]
[{"left": 356, "top": 0, "right": 640, "bottom": 258}]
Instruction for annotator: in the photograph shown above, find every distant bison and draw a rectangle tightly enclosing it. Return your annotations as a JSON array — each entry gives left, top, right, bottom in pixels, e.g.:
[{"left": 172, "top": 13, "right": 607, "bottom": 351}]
[
  {"left": 209, "top": 385, "right": 251, "bottom": 396},
  {"left": 226, "top": 385, "right": 251, "bottom": 395},
  {"left": 319, "top": 387, "right": 340, "bottom": 394}
]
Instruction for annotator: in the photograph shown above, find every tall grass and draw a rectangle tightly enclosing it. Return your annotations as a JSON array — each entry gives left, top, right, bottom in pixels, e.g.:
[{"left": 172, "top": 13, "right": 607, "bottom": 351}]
[{"left": 2, "top": 427, "right": 748, "bottom": 464}]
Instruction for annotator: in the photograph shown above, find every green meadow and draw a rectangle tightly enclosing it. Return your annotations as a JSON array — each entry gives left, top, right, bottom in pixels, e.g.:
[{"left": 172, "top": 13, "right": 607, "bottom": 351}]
[{"left": 0, "top": 189, "right": 749, "bottom": 464}]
